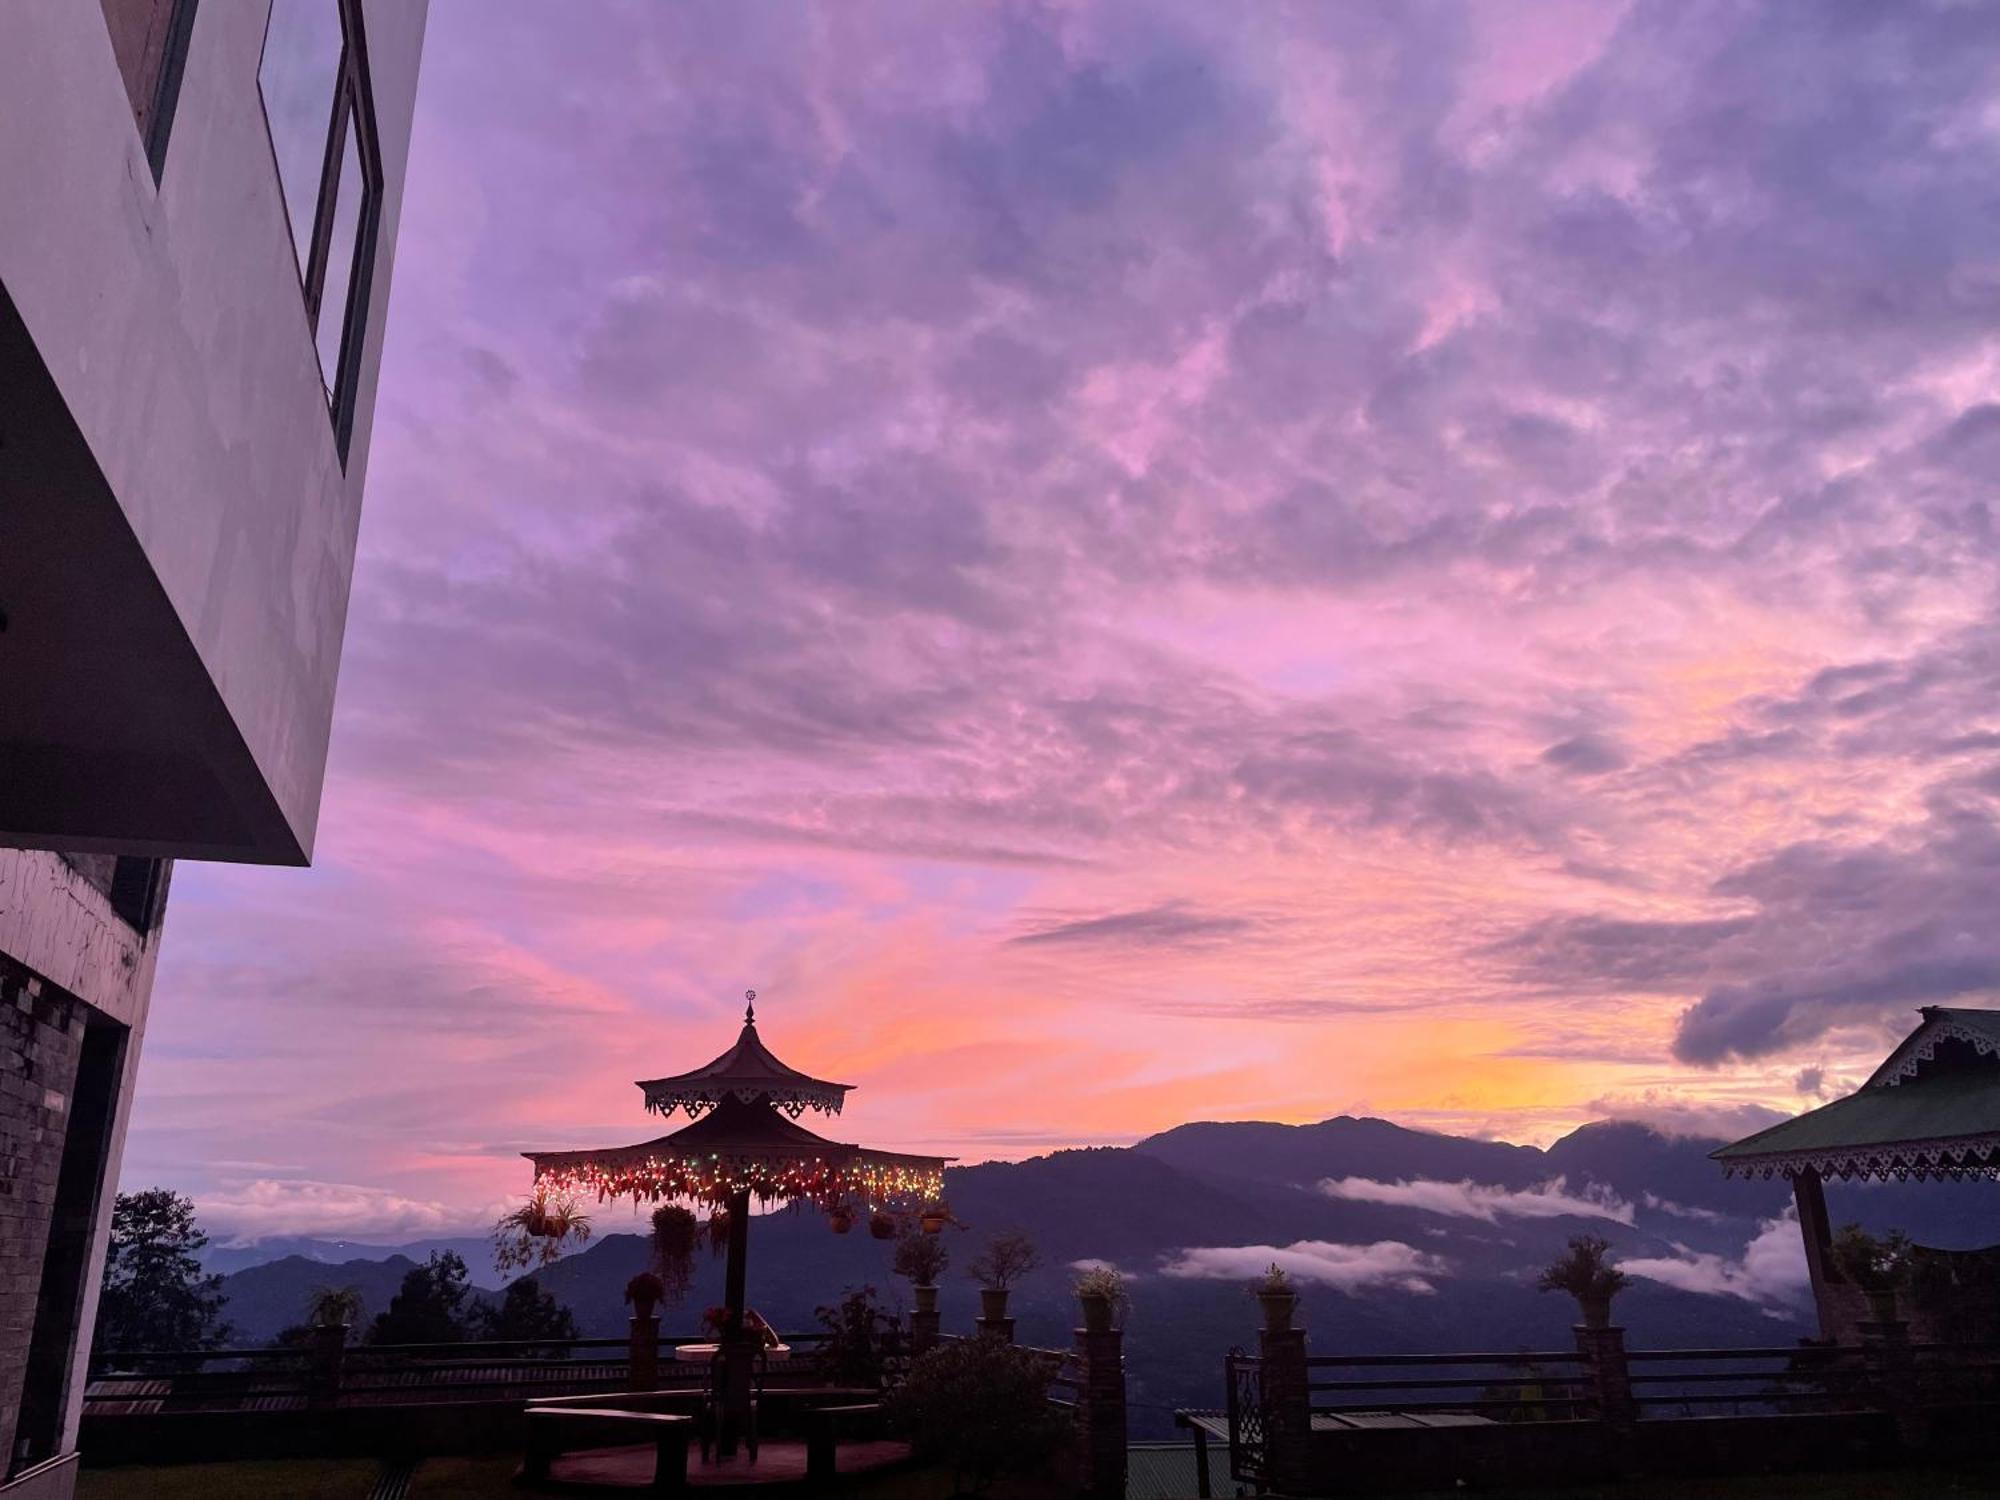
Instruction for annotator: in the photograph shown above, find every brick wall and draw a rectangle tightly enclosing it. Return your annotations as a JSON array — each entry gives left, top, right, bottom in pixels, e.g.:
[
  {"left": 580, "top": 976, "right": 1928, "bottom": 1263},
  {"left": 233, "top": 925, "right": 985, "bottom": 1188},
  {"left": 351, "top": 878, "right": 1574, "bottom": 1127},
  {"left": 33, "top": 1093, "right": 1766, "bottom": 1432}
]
[{"left": 0, "top": 963, "right": 86, "bottom": 1469}]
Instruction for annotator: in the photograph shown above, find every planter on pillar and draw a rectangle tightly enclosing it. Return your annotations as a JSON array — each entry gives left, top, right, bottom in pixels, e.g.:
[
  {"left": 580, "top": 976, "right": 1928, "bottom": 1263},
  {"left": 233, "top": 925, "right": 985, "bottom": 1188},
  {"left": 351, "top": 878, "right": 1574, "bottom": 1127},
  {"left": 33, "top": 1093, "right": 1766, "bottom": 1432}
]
[{"left": 629, "top": 1313, "right": 661, "bottom": 1391}]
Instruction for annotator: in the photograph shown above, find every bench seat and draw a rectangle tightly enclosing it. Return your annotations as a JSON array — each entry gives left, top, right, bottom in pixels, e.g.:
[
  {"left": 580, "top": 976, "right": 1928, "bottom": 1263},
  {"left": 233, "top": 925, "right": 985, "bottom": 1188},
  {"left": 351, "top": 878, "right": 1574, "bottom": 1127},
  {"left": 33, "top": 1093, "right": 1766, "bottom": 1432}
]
[{"left": 523, "top": 1406, "right": 694, "bottom": 1496}]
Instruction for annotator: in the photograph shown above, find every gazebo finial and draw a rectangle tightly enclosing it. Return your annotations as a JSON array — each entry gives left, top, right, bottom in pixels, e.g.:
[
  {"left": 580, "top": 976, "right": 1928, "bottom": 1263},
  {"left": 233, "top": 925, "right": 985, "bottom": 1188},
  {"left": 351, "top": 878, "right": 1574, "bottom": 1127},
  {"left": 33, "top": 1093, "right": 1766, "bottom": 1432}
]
[{"left": 745, "top": 988, "right": 757, "bottom": 1025}]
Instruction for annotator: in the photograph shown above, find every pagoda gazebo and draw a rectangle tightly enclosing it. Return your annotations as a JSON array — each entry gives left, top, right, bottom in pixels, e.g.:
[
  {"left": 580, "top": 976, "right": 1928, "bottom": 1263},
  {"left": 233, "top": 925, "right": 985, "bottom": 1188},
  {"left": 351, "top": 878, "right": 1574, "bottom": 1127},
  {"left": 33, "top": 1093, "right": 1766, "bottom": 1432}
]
[
  {"left": 1714, "top": 1005, "right": 2000, "bottom": 1343},
  {"left": 524, "top": 993, "right": 949, "bottom": 1454}
]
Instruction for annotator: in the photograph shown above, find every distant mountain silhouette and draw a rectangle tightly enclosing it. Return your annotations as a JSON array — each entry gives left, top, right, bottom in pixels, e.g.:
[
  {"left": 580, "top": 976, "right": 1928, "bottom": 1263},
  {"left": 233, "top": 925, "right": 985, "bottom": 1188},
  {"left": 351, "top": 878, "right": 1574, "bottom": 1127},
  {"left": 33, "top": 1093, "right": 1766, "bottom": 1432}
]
[
  {"left": 216, "top": 1114, "right": 1978, "bottom": 1435},
  {"left": 200, "top": 1235, "right": 501, "bottom": 1281}
]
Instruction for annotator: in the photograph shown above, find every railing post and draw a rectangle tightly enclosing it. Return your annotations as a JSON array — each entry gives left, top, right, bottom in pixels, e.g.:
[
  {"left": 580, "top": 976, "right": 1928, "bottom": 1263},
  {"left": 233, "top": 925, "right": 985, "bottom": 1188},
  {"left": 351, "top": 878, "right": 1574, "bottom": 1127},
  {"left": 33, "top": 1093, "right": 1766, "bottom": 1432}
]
[
  {"left": 307, "top": 1322, "right": 348, "bottom": 1409},
  {"left": 909, "top": 1284, "right": 940, "bottom": 1355},
  {"left": 1259, "top": 1318, "right": 1312, "bottom": 1497},
  {"left": 1574, "top": 1323, "right": 1637, "bottom": 1432},
  {"left": 1075, "top": 1322, "right": 1127, "bottom": 1500},
  {"left": 1860, "top": 1307, "right": 1926, "bottom": 1451},
  {"left": 630, "top": 1313, "right": 661, "bottom": 1392}
]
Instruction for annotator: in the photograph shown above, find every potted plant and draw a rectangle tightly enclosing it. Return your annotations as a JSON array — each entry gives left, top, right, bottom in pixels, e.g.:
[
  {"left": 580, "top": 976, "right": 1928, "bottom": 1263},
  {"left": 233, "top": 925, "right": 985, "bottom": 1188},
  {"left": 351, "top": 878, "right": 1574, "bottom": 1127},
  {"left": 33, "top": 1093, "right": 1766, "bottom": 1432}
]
[
  {"left": 626, "top": 1270, "right": 666, "bottom": 1322},
  {"left": 306, "top": 1285, "right": 364, "bottom": 1331},
  {"left": 493, "top": 1190, "right": 594, "bottom": 1273},
  {"left": 1074, "top": 1265, "right": 1127, "bottom": 1333},
  {"left": 828, "top": 1204, "right": 856, "bottom": 1235},
  {"left": 893, "top": 1225, "right": 950, "bottom": 1314},
  {"left": 968, "top": 1231, "right": 1039, "bottom": 1324},
  {"left": 1252, "top": 1263, "right": 1296, "bottom": 1331},
  {"left": 704, "top": 1206, "right": 732, "bottom": 1256},
  {"left": 869, "top": 1210, "right": 899, "bottom": 1240},
  {"left": 1537, "top": 1234, "right": 1630, "bottom": 1329},
  {"left": 920, "top": 1203, "right": 955, "bottom": 1236},
  {"left": 1831, "top": 1224, "right": 1913, "bottom": 1323},
  {"left": 650, "top": 1204, "right": 698, "bottom": 1307}
]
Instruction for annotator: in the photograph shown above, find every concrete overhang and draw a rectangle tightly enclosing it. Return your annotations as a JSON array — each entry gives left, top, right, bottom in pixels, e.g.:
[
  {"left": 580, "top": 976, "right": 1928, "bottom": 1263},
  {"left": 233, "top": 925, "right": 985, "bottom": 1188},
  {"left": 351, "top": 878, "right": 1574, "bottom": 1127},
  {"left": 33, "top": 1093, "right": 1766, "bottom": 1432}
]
[{"left": 0, "top": 284, "right": 307, "bottom": 863}]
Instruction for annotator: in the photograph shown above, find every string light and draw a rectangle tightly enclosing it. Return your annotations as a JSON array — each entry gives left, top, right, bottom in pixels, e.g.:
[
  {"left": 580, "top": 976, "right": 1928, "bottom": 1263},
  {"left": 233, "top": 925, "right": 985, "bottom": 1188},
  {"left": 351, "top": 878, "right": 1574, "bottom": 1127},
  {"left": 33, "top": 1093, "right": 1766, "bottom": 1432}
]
[{"left": 533, "top": 1150, "right": 945, "bottom": 1211}]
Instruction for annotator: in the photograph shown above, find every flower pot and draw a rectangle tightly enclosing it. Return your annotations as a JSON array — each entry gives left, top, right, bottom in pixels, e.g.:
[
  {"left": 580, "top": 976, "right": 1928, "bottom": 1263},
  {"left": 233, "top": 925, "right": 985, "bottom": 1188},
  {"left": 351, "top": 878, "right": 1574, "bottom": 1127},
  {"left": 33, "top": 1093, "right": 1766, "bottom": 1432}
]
[
  {"left": 920, "top": 1208, "right": 949, "bottom": 1235},
  {"left": 1079, "top": 1292, "right": 1115, "bottom": 1333},
  {"left": 1577, "top": 1293, "right": 1613, "bottom": 1331},
  {"left": 980, "top": 1287, "right": 1011, "bottom": 1322},
  {"left": 1866, "top": 1287, "right": 1901, "bottom": 1325},
  {"left": 1258, "top": 1291, "right": 1296, "bottom": 1332},
  {"left": 828, "top": 1207, "right": 855, "bottom": 1235},
  {"left": 869, "top": 1211, "right": 897, "bottom": 1240},
  {"left": 913, "top": 1284, "right": 939, "bottom": 1315}
]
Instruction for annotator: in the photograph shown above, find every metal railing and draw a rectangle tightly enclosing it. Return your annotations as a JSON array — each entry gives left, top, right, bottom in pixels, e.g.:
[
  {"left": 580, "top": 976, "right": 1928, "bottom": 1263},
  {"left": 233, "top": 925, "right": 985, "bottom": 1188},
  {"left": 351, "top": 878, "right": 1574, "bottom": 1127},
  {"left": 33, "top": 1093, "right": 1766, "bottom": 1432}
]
[
  {"left": 1306, "top": 1349, "right": 1590, "bottom": 1421},
  {"left": 83, "top": 1331, "right": 833, "bottom": 1415},
  {"left": 1625, "top": 1344, "right": 1869, "bottom": 1417}
]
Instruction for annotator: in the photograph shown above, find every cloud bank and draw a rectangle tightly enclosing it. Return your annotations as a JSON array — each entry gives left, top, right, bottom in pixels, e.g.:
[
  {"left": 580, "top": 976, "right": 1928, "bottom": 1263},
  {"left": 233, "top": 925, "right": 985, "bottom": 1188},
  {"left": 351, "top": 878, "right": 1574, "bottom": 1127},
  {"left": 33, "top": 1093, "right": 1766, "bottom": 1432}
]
[
  {"left": 1162, "top": 1240, "right": 1448, "bottom": 1295},
  {"left": 1320, "top": 1175, "right": 1633, "bottom": 1225},
  {"left": 1621, "top": 1212, "right": 1811, "bottom": 1307}
]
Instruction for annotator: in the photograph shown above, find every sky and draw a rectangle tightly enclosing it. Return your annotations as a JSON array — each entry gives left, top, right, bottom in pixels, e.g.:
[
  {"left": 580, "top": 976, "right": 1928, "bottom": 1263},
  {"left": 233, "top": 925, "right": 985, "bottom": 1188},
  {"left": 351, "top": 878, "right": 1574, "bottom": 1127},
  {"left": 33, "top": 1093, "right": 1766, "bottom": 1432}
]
[{"left": 120, "top": 0, "right": 2000, "bottom": 1243}]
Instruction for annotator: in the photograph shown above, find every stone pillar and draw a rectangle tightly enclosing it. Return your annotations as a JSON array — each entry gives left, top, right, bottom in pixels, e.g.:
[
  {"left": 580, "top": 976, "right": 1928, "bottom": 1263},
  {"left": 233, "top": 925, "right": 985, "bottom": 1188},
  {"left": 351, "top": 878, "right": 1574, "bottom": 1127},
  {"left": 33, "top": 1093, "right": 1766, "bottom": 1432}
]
[
  {"left": 1860, "top": 1309, "right": 1926, "bottom": 1452},
  {"left": 977, "top": 1288, "right": 1014, "bottom": 1343},
  {"left": 1075, "top": 1325, "right": 1127, "bottom": 1500},
  {"left": 306, "top": 1323, "right": 348, "bottom": 1410},
  {"left": 629, "top": 1314, "right": 660, "bottom": 1392},
  {"left": 1573, "top": 1324, "right": 1637, "bottom": 1431},
  {"left": 1259, "top": 1323, "right": 1312, "bottom": 1498},
  {"left": 909, "top": 1286, "right": 940, "bottom": 1355}
]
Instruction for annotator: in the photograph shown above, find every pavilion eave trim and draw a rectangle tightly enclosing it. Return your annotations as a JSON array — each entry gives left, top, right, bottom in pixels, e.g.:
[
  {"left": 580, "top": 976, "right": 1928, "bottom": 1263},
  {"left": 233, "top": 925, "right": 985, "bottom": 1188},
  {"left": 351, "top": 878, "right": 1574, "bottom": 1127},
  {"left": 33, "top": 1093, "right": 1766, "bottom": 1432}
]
[
  {"left": 640, "top": 1081, "right": 850, "bottom": 1120},
  {"left": 1718, "top": 1132, "right": 2000, "bottom": 1182}
]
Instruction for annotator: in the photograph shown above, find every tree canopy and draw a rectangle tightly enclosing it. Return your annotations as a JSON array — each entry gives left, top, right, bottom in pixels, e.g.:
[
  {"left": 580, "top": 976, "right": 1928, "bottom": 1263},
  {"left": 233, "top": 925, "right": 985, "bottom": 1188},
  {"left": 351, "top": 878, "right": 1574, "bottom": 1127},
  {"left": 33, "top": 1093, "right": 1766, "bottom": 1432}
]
[
  {"left": 94, "top": 1188, "right": 231, "bottom": 1354},
  {"left": 367, "top": 1250, "right": 475, "bottom": 1345}
]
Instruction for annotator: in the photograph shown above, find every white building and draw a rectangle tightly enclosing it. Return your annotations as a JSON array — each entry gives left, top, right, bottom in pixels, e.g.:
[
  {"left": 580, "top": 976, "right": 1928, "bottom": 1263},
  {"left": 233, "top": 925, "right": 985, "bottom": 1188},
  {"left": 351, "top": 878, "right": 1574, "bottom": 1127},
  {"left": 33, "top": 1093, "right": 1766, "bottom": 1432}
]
[{"left": 0, "top": 3, "right": 427, "bottom": 1492}]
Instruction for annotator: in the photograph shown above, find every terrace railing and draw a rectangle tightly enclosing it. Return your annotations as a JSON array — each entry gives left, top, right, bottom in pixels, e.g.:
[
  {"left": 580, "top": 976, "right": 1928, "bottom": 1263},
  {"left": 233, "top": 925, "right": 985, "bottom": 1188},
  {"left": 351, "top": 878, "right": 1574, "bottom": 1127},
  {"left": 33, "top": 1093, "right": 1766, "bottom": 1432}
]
[
  {"left": 1305, "top": 1347, "right": 1592, "bottom": 1423},
  {"left": 83, "top": 1330, "right": 834, "bottom": 1416}
]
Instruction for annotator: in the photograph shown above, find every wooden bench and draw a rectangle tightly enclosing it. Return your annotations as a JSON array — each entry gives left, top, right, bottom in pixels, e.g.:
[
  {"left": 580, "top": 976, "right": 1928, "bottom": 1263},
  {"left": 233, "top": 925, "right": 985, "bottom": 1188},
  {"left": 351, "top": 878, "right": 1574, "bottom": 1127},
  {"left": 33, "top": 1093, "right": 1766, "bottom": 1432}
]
[
  {"left": 803, "top": 1401, "right": 884, "bottom": 1486},
  {"left": 522, "top": 1406, "right": 694, "bottom": 1496}
]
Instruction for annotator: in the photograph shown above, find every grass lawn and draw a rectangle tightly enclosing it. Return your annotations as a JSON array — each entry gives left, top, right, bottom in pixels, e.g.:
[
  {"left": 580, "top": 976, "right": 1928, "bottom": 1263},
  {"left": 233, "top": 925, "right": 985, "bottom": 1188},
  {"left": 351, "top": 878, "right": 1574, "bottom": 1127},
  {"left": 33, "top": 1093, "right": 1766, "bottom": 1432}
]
[{"left": 77, "top": 1458, "right": 381, "bottom": 1499}]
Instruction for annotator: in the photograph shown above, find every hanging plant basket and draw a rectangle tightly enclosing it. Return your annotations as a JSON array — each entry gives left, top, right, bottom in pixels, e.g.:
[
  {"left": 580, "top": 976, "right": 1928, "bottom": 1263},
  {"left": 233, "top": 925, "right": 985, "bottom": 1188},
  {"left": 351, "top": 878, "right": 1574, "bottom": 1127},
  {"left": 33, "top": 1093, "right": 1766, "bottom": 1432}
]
[
  {"left": 869, "top": 1211, "right": 898, "bottom": 1240},
  {"left": 920, "top": 1206, "right": 951, "bottom": 1235},
  {"left": 828, "top": 1206, "right": 856, "bottom": 1235}
]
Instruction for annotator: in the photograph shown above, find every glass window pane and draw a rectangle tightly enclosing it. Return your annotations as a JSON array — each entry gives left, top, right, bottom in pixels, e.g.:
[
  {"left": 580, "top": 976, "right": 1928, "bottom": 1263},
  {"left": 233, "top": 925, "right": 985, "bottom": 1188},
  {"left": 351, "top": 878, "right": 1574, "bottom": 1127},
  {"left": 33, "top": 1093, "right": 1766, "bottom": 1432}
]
[
  {"left": 258, "top": 0, "right": 344, "bottom": 280},
  {"left": 315, "top": 108, "right": 366, "bottom": 400}
]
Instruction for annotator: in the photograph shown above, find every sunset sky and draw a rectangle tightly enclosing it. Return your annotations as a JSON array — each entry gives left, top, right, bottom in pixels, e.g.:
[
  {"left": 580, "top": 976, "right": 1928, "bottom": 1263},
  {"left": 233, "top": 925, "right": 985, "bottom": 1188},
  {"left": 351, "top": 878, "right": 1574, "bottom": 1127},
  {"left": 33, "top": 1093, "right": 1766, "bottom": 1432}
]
[{"left": 121, "top": 0, "right": 2000, "bottom": 1243}]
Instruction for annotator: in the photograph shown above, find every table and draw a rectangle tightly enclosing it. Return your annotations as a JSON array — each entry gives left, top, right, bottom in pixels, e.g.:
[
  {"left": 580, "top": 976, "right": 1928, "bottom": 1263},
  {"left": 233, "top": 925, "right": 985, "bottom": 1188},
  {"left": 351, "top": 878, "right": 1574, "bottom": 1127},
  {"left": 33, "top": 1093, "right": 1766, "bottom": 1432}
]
[{"left": 672, "top": 1341, "right": 792, "bottom": 1362}]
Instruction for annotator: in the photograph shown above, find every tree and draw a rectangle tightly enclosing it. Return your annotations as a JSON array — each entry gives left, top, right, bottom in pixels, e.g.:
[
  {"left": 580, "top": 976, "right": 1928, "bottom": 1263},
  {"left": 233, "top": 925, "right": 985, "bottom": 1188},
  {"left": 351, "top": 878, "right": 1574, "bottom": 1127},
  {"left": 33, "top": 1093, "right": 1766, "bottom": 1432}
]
[
  {"left": 474, "top": 1276, "right": 579, "bottom": 1348},
  {"left": 368, "top": 1250, "right": 474, "bottom": 1345},
  {"left": 94, "top": 1188, "right": 230, "bottom": 1354}
]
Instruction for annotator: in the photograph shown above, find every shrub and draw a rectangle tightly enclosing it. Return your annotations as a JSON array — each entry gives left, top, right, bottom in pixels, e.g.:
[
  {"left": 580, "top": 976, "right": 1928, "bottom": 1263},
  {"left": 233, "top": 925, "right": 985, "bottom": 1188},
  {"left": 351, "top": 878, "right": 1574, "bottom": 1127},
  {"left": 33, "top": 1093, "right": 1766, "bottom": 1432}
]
[
  {"left": 1831, "top": 1224, "right": 1913, "bottom": 1291},
  {"left": 813, "top": 1285, "right": 904, "bottom": 1388},
  {"left": 967, "top": 1231, "right": 1039, "bottom": 1291},
  {"left": 893, "top": 1226, "right": 950, "bottom": 1285},
  {"left": 1251, "top": 1263, "right": 1293, "bottom": 1297},
  {"left": 1536, "top": 1235, "right": 1630, "bottom": 1301},
  {"left": 307, "top": 1285, "right": 364, "bottom": 1329},
  {"left": 887, "top": 1336, "right": 1071, "bottom": 1494}
]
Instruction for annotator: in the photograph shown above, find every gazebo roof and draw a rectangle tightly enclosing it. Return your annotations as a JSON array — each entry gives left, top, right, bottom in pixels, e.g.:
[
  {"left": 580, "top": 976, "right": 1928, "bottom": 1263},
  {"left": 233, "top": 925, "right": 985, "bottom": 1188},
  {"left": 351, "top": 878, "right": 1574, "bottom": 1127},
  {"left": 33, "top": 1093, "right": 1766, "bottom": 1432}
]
[
  {"left": 1713, "top": 1007, "right": 2000, "bottom": 1181},
  {"left": 524, "top": 1094, "right": 948, "bottom": 1206},
  {"left": 636, "top": 993, "right": 853, "bottom": 1118}
]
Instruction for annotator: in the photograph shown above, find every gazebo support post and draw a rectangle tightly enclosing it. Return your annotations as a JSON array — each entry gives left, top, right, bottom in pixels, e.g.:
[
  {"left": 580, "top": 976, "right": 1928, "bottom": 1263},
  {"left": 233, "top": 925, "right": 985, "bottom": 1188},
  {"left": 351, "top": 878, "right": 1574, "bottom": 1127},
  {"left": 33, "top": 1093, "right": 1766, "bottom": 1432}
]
[
  {"left": 1790, "top": 1169, "right": 1836, "bottom": 1338},
  {"left": 719, "top": 1187, "right": 754, "bottom": 1458}
]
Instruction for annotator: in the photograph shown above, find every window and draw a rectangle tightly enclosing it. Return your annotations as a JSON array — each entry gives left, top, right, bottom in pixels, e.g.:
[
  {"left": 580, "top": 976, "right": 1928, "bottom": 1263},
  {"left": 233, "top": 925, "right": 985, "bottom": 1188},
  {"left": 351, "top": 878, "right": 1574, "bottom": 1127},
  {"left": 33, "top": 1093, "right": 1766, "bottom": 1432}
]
[
  {"left": 257, "top": 0, "right": 381, "bottom": 461},
  {"left": 97, "top": 0, "right": 200, "bottom": 181}
]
